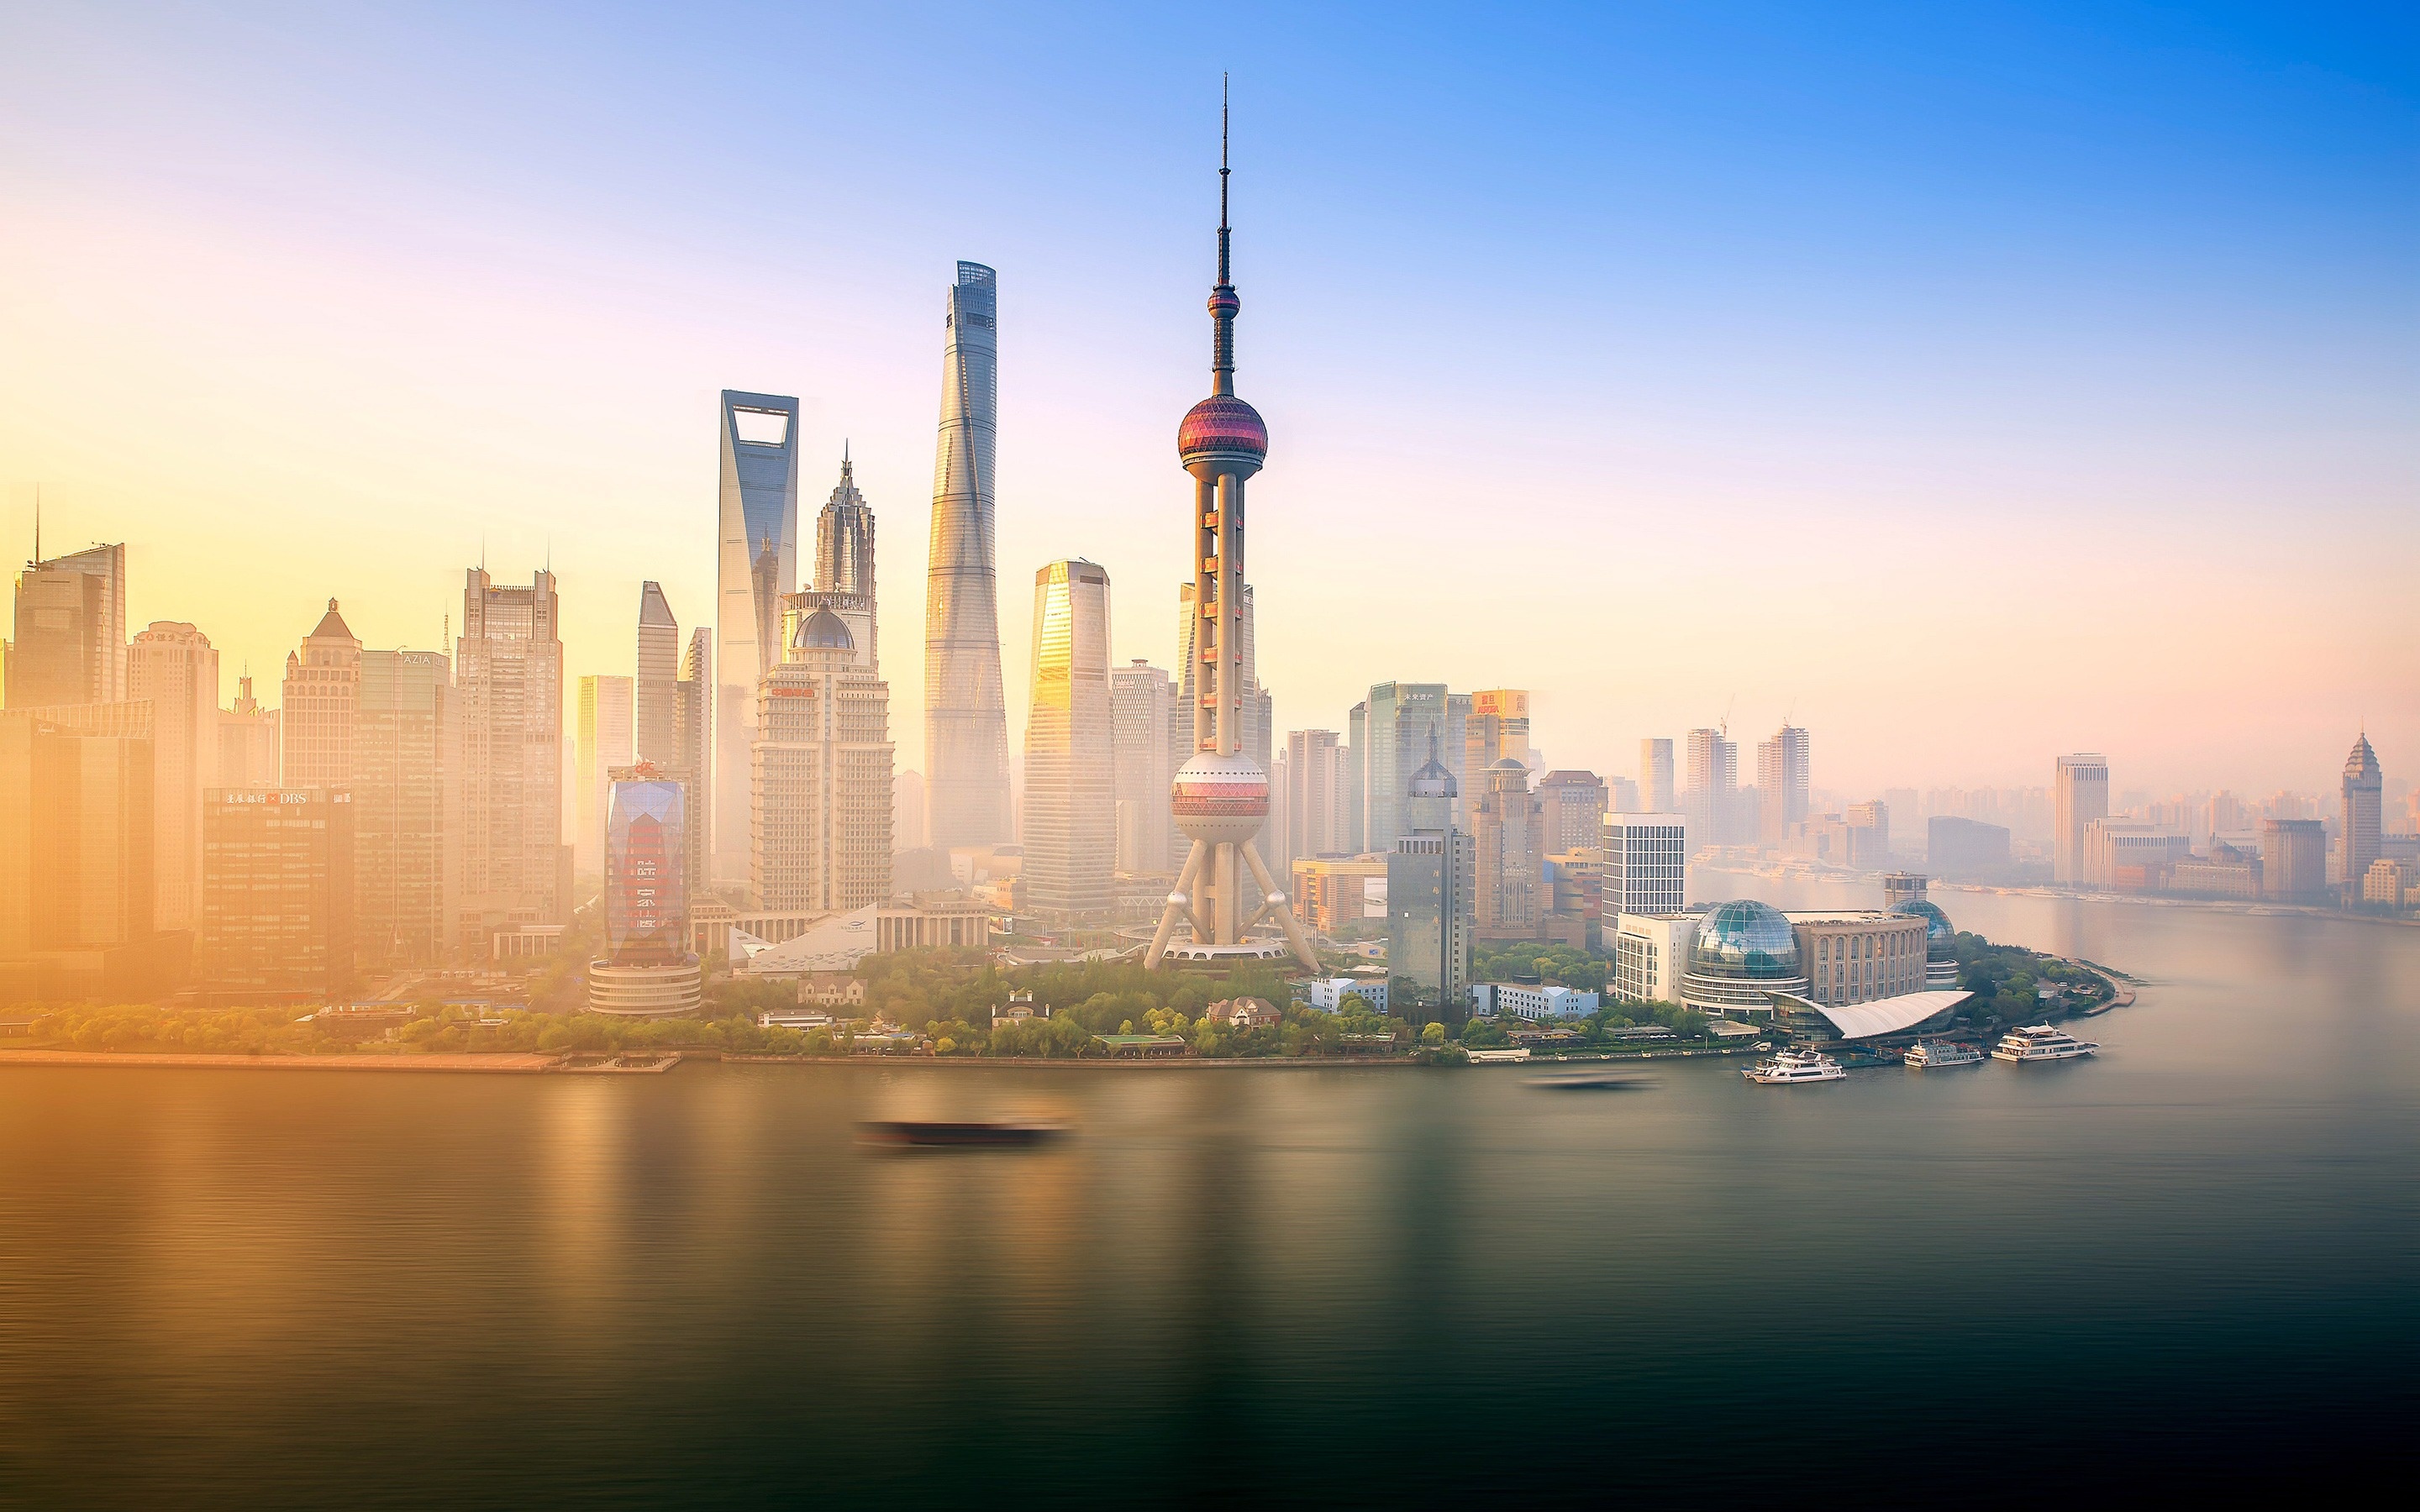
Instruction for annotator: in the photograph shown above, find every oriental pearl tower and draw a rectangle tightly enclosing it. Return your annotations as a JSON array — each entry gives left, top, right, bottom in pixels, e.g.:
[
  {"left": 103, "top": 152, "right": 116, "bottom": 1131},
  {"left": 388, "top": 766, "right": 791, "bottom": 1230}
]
[{"left": 1146, "top": 86, "right": 1321, "bottom": 972}]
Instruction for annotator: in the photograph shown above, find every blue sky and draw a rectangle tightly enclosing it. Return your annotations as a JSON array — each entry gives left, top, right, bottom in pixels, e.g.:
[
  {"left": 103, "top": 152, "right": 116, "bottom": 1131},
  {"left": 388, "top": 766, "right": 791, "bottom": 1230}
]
[{"left": 2, "top": 3, "right": 2412, "bottom": 795}]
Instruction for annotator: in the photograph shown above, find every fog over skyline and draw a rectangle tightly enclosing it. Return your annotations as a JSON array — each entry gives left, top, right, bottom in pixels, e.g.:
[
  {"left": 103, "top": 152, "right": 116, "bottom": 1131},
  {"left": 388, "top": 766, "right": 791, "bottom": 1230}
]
[{"left": 3, "top": 3, "right": 2411, "bottom": 796}]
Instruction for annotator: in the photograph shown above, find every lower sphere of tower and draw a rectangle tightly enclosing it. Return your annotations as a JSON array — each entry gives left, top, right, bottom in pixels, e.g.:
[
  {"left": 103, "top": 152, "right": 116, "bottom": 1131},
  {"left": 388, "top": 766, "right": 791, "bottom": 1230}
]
[{"left": 1171, "top": 752, "right": 1269, "bottom": 847}]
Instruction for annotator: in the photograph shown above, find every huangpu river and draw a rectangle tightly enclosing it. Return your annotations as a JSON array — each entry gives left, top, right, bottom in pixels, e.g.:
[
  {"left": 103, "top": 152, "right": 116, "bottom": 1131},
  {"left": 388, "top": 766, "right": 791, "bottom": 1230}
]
[{"left": 3, "top": 879, "right": 2415, "bottom": 1506}]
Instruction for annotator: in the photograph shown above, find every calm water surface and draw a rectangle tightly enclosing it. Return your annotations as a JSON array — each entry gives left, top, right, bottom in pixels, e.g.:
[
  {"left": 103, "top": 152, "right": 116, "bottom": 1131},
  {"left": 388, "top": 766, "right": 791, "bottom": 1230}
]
[{"left": 3, "top": 881, "right": 2414, "bottom": 1506}]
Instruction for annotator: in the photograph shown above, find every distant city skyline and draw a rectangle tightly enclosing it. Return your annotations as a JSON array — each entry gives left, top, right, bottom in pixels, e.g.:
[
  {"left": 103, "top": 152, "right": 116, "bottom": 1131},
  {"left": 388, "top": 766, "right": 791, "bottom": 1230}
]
[{"left": 1, "top": 8, "right": 2412, "bottom": 795}]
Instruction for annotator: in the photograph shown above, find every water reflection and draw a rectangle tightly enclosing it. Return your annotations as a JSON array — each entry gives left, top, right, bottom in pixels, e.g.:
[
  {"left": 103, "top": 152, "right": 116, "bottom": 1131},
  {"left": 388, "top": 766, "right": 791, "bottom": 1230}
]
[{"left": 3, "top": 889, "right": 2416, "bottom": 1504}]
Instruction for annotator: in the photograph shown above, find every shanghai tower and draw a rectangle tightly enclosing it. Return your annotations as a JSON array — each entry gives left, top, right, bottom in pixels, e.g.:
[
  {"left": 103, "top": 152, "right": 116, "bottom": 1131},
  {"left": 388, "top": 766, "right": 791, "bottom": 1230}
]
[{"left": 923, "top": 261, "right": 1012, "bottom": 848}]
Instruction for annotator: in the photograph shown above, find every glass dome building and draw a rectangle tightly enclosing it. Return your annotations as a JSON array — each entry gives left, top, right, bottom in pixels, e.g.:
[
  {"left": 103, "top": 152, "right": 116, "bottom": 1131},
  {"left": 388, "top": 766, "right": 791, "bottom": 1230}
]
[
  {"left": 1890, "top": 899, "right": 1961, "bottom": 986},
  {"left": 1681, "top": 899, "right": 1809, "bottom": 1014}
]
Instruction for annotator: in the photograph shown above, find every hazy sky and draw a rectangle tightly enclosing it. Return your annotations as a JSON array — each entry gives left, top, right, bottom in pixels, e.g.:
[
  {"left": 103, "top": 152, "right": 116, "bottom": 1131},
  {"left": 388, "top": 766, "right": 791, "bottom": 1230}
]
[{"left": 3, "top": 3, "right": 2412, "bottom": 799}]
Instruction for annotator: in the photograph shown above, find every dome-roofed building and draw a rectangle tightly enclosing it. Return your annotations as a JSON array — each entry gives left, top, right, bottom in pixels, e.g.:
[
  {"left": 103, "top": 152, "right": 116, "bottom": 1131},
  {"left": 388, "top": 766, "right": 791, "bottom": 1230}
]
[
  {"left": 1890, "top": 898, "right": 1961, "bottom": 986},
  {"left": 1681, "top": 898, "right": 1808, "bottom": 1015},
  {"left": 792, "top": 606, "right": 855, "bottom": 654}
]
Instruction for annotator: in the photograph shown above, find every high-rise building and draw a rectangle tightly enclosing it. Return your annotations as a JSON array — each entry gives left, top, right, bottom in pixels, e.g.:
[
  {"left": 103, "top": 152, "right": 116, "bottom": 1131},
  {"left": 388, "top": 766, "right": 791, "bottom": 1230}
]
[
  {"left": 1602, "top": 812, "right": 1687, "bottom": 916},
  {"left": 7, "top": 543, "right": 126, "bottom": 708},
  {"left": 1111, "top": 660, "right": 1176, "bottom": 874},
  {"left": 1846, "top": 800, "right": 1891, "bottom": 867},
  {"left": 1144, "top": 108, "right": 1318, "bottom": 972},
  {"left": 1640, "top": 738, "right": 1675, "bottom": 815},
  {"left": 797, "top": 449, "right": 879, "bottom": 672},
  {"left": 1535, "top": 770, "right": 1607, "bottom": 854},
  {"left": 1285, "top": 729, "right": 1350, "bottom": 864},
  {"left": 455, "top": 568, "right": 565, "bottom": 943},
  {"left": 2263, "top": 817, "right": 2328, "bottom": 901},
  {"left": 1684, "top": 728, "right": 1738, "bottom": 847},
  {"left": 635, "top": 582, "right": 681, "bottom": 769},
  {"left": 1360, "top": 681, "right": 1461, "bottom": 852},
  {"left": 895, "top": 769, "right": 928, "bottom": 854},
  {"left": 357, "top": 649, "right": 453, "bottom": 964},
  {"left": 1756, "top": 724, "right": 1809, "bottom": 844},
  {"left": 715, "top": 390, "right": 801, "bottom": 883},
  {"left": 218, "top": 673, "right": 280, "bottom": 788},
  {"left": 1928, "top": 816, "right": 2011, "bottom": 878},
  {"left": 2054, "top": 754, "right": 2110, "bottom": 885},
  {"left": 128, "top": 622, "right": 218, "bottom": 930},
  {"left": 589, "top": 774, "right": 702, "bottom": 1016},
  {"left": 924, "top": 262, "right": 1012, "bottom": 850},
  {"left": 281, "top": 600, "right": 360, "bottom": 789},
  {"left": 676, "top": 627, "right": 713, "bottom": 899},
  {"left": 198, "top": 787, "right": 355, "bottom": 996},
  {"left": 752, "top": 609, "right": 892, "bottom": 913},
  {"left": 1388, "top": 744, "right": 1472, "bottom": 1021},
  {"left": 1467, "top": 689, "right": 1531, "bottom": 771},
  {"left": 1022, "top": 560, "right": 1115, "bottom": 921},
  {"left": 1473, "top": 759, "right": 1544, "bottom": 939},
  {"left": 576, "top": 675, "right": 634, "bottom": 874},
  {"left": 0, "top": 703, "right": 154, "bottom": 954},
  {"left": 2343, "top": 732, "right": 2382, "bottom": 891}
]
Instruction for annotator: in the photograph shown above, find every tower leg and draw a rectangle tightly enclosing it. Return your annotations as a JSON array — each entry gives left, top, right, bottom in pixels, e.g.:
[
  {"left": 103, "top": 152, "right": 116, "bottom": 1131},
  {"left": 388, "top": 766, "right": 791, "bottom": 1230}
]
[
  {"left": 1214, "top": 844, "right": 1239, "bottom": 945},
  {"left": 1243, "top": 841, "right": 1320, "bottom": 971},
  {"left": 1144, "top": 841, "right": 1208, "bottom": 971}
]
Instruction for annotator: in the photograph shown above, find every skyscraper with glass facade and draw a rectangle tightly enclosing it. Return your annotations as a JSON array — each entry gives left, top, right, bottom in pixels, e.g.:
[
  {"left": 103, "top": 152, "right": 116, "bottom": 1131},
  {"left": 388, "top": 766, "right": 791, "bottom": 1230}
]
[
  {"left": 924, "top": 262, "right": 1012, "bottom": 850},
  {"left": 715, "top": 390, "right": 800, "bottom": 882},
  {"left": 1022, "top": 560, "right": 1115, "bottom": 921}
]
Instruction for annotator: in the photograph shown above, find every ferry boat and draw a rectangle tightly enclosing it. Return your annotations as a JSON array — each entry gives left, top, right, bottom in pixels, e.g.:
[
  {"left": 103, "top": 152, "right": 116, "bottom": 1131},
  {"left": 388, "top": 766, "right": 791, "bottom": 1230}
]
[
  {"left": 1904, "top": 1040, "right": 1983, "bottom": 1068},
  {"left": 858, "top": 1120, "right": 1068, "bottom": 1148},
  {"left": 1742, "top": 1048, "right": 1848, "bottom": 1084},
  {"left": 1991, "top": 1025, "right": 2100, "bottom": 1063}
]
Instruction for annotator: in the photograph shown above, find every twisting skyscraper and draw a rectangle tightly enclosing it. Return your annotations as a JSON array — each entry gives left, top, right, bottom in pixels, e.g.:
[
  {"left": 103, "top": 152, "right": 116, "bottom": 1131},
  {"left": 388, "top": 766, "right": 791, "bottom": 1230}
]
[
  {"left": 715, "top": 390, "right": 800, "bottom": 883},
  {"left": 923, "top": 262, "right": 1011, "bottom": 848},
  {"left": 1145, "top": 93, "right": 1319, "bottom": 971}
]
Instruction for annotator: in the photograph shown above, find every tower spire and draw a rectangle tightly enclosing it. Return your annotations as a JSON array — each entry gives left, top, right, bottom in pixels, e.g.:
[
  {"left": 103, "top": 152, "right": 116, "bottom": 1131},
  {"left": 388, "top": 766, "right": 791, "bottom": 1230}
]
[{"left": 1209, "top": 75, "right": 1239, "bottom": 397}]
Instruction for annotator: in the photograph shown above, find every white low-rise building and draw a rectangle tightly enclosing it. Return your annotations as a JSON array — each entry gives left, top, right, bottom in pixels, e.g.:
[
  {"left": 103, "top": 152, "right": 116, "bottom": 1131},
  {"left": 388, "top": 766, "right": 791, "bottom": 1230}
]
[
  {"left": 1611, "top": 911, "right": 1698, "bottom": 1005},
  {"left": 1470, "top": 982, "right": 1600, "bottom": 1019},
  {"left": 1303, "top": 976, "right": 1389, "bottom": 1013}
]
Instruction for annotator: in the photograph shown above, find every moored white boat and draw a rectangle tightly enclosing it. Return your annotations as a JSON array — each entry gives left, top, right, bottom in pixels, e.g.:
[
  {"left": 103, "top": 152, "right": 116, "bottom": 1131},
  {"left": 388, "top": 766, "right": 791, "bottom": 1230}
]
[
  {"left": 1742, "top": 1047, "right": 1848, "bottom": 1084},
  {"left": 1904, "top": 1040, "right": 1983, "bottom": 1068},
  {"left": 1991, "top": 1024, "right": 2100, "bottom": 1063}
]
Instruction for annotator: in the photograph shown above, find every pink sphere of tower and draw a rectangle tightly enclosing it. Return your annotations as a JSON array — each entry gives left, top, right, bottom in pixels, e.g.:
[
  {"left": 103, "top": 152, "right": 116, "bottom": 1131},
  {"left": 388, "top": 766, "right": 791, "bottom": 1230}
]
[
  {"left": 1177, "top": 394, "right": 1267, "bottom": 481},
  {"left": 1171, "top": 751, "right": 1269, "bottom": 847}
]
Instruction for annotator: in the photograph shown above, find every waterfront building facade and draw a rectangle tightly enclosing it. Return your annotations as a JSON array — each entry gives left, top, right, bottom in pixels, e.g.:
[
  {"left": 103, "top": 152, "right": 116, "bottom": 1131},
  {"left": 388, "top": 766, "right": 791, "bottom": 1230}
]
[
  {"left": 1788, "top": 911, "right": 1928, "bottom": 1010},
  {"left": 281, "top": 600, "right": 360, "bottom": 790},
  {"left": 1293, "top": 853, "right": 1389, "bottom": 933},
  {"left": 455, "top": 567, "right": 565, "bottom": 944},
  {"left": 1681, "top": 898, "right": 1808, "bottom": 1015},
  {"left": 1286, "top": 728, "right": 1351, "bottom": 864},
  {"left": 1473, "top": 758, "right": 1544, "bottom": 939},
  {"left": 715, "top": 389, "right": 802, "bottom": 882},
  {"left": 2054, "top": 753, "right": 2110, "bottom": 885},
  {"left": 1466, "top": 689, "right": 1530, "bottom": 773},
  {"left": 198, "top": 786, "right": 353, "bottom": 997},
  {"left": 1602, "top": 812, "right": 1686, "bottom": 915},
  {"left": 923, "top": 263, "right": 1013, "bottom": 850},
  {"left": 357, "top": 649, "right": 453, "bottom": 964},
  {"left": 1386, "top": 746, "right": 1472, "bottom": 1020},
  {"left": 752, "top": 609, "right": 892, "bottom": 913},
  {"left": 590, "top": 774, "right": 701, "bottom": 1016},
  {"left": 128, "top": 622, "right": 218, "bottom": 930},
  {"left": 1611, "top": 911, "right": 1697, "bottom": 1006},
  {"left": 1021, "top": 559, "right": 1115, "bottom": 921},
  {"left": 1360, "top": 681, "right": 1463, "bottom": 852},
  {"left": 0, "top": 703, "right": 155, "bottom": 956},
  {"left": 2084, "top": 819, "right": 2192, "bottom": 890},
  {"left": 1928, "top": 815, "right": 2010, "bottom": 877},
  {"left": 2342, "top": 732, "right": 2382, "bottom": 892},
  {"left": 2263, "top": 817, "right": 2328, "bottom": 901}
]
